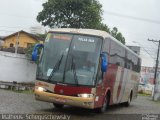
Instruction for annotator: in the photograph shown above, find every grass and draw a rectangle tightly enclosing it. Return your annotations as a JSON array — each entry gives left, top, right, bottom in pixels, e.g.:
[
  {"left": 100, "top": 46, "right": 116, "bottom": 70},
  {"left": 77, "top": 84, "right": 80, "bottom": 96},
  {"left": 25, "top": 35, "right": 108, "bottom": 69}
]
[
  {"left": 1, "top": 88, "right": 34, "bottom": 94},
  {"left": 13, "top": 89, "right": 34, "bottom": 94},
  {"left": 138, "top": 93, "right": 151, "bottom": 97}
]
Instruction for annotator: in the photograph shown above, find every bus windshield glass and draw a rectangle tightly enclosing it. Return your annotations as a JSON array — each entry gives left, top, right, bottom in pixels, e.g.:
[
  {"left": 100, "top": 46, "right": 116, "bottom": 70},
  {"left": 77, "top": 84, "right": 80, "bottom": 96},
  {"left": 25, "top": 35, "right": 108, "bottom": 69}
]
[{"left": 37, "top": 33, "right": 102, "bottom": 86}]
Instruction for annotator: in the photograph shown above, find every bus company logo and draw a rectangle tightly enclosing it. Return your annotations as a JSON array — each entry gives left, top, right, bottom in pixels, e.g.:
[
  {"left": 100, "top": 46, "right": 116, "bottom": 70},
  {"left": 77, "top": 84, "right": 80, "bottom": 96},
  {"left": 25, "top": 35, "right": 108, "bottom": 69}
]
[{"left": 60, "top": 89, "right": 64, "bottom": 94}]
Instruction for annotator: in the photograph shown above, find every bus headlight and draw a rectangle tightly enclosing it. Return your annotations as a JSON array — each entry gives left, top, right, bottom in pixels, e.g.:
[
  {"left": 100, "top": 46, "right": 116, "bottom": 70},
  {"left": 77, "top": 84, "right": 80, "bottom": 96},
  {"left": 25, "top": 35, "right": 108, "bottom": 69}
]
[
  {"left": 78, "top": 94, "right": 94, "bottom": 98},
  {"left": 37, "top": 87, "right": 46, "bottom": 92}
]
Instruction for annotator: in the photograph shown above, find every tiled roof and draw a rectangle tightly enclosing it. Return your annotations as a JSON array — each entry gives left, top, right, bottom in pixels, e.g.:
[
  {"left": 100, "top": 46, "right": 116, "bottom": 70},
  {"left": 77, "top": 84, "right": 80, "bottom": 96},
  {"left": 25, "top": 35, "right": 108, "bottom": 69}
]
[{"left": 2, "top": 30, "right": 44, "bottom": 41}]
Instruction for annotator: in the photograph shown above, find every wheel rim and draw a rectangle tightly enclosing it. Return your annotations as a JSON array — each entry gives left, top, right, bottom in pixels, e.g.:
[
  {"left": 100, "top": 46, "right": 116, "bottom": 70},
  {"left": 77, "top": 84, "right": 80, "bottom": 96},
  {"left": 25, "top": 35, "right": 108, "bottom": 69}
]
[
  {"left": 128, "top": 94, "right": 131, "bottom": 105},
  {"left": 102, "top": 97, "right": 107, "bottom": 112},
  {"left": 128, "top": 97, "right": 130, "bottom": 104}
]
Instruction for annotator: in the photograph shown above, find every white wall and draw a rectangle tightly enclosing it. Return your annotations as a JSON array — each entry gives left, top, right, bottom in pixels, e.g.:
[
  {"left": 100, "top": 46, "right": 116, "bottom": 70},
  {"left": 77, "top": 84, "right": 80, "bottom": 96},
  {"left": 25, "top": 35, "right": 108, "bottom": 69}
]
[
  {"left": 0, "top": 51, "right": 37, "bottom": 83},
  {"left": 0, "top": 40, "right": 4, "bottom": 47}
]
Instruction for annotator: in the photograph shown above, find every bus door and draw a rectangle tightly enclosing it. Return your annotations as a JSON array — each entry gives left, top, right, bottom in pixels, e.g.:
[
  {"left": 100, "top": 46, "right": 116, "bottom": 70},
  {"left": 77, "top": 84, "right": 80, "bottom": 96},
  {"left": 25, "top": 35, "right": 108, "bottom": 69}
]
[{"left": 94, "top": 55, "right": 107, "bottom": 107}]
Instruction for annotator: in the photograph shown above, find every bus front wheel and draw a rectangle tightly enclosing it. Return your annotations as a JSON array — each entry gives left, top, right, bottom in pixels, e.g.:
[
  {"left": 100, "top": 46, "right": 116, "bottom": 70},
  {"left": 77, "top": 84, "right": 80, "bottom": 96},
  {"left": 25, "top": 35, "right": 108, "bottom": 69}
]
[
  {"left": 53, "top": 103, "right": 64, "bottom": 108},
  {"left": 95, "top": 95, "right": 108, "bottom": 113}
]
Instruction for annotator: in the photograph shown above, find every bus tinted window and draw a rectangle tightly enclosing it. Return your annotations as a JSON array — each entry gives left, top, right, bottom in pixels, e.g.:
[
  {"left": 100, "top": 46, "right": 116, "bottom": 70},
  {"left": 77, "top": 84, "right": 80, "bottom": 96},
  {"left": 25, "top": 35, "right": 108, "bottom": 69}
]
[
  {"left": 109, "top": 40, "right": 125, "bottom": 67},
  {"left": 72, "top": 35, "right": 97, "bottom": 52},
  {"left": 103, "top": 38, "right": 110, "bottom": 55},
  {"left": 126, "top": 51, "right": 133, "bottom": 70},
  {"left": 126, "top": 50, "right": 141, "bottom": 72},
  {"left": 101, "top": 37, "right": 140, "bottom": 72}
]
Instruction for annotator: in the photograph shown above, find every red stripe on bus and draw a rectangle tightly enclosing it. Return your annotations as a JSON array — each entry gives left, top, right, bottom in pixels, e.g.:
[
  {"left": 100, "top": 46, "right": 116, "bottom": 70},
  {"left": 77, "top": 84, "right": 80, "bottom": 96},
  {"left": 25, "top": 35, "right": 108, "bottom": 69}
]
[
  {"left": 104, "top": 64, "right": 118, "bottom": 105},
  {"left": 116, "top": 67, "right": 124, "bottom": 102},
  {"left": 54, "top": 85, "right": 91, "bottom": 96}
]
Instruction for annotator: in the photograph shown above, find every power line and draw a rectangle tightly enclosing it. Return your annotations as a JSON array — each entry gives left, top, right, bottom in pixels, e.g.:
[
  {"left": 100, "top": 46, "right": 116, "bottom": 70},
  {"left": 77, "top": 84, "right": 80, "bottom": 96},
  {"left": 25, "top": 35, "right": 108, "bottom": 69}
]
[
  {"left": 0, "top": 29, "right": 16, "bottom": 32},
  {"left": 132, "top": 41, "right": 156, "bottom": 59},
  {"left": 140, "top": 48, "right": 155, "bottom": 59},
  {"left": 0, "top": 13, "right": 35, "bottom": 19},
  {"left": 0, "top": 25, "right": 29, "bottom": 29},
  {"left": 104, "top": 11, "right": 160, "bottom": 24}
]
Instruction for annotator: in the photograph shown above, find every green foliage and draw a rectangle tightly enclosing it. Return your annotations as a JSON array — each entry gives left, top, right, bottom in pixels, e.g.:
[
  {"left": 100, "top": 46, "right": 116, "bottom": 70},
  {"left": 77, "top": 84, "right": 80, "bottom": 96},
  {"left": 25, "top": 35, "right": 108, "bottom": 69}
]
[
  {"left": 37, "top": 0, "right": 125, "bottom": 44},
  {"left": 36, "top": 30, "right": 48, "bottom": 40},
  {"left": 97, "top": 24, "right": 125, "bottom": 44},
  {"left": 13, "top": 90, "right": 34, "bottom": 94},
  {"left": 25, "top": 44, "right": 35, "bottom": 60},
  {"left": 110, "top": 27, "right": 125, "bottom": 44},
  {"left": 96, "top": 23, "right": 111, "bottom": 33},
  {"left": 37, "top": 0, "right": 102, "bottom": 29},
  {"left": 36, "top": 33, "right": 47, "bottom": 40},
  {"left": 25, "top": 44, "right": 43, "bottom": 64}
]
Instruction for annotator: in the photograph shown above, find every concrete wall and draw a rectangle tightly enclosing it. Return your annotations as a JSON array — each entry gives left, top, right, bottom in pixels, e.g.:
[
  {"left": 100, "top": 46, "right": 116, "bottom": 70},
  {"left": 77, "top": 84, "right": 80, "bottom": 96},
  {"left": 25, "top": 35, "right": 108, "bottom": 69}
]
[
  {"left": 0, "top": 40, "right": 4, "bottom": 47},
  {"left": 0, "top": 51, "right": 37, "bottom": 83}
]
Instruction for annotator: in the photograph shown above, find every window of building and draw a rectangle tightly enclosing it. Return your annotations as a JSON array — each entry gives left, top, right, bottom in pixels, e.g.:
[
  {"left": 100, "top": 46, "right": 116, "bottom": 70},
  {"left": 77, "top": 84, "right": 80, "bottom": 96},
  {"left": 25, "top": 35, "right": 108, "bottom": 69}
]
[
  {"left": 27, "top": 43, "right": 33, "bottom": 48},
  {"left": 10, "top": 43, "right": 14, "bottom": 47}
]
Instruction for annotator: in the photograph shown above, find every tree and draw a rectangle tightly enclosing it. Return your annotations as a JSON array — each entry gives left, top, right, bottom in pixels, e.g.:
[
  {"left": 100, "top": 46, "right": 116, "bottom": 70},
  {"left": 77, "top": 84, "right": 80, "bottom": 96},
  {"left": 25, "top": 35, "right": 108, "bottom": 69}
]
[
  {"left": 96, "top": 23, "right": 111, "bottom": 33},
  {"left": 110, "top": 27, "right": 125, "bottom": 44},
  {"left": 37, "top": 0, "right": 102, "bottom": 29},
  {"left": 96, "top": 24, "right": 125, "bottom": 44},
  {"left": 37, "top": 0, "right": 125, "bottom": 44},
  {"left": 36, "top": 33, "right": 47, "bottom": 40}
]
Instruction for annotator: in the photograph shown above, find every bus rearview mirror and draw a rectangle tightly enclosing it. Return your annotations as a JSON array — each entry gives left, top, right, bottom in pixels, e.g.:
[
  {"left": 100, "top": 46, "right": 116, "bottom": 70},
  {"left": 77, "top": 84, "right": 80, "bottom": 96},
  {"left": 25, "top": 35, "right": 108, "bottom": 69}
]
[
  {"left": 32, "top": 44, "right": 44, "bottom": 61},
  {"left": 101, "top": 53, "right": 108, "bottom": 72}
]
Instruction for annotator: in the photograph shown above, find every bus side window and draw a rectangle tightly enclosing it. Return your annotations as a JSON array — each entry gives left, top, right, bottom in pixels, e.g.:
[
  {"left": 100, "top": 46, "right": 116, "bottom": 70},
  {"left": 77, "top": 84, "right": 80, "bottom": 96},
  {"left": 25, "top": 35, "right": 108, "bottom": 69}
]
[
  {"left": 96, "top": 57, "right": 103, "bottom": 85},
  {"left": 109, "top": 40, "right": 125, "bottom": 67},
  {"left": 103, "top": 38, "right": 110, "bottom": 56},
  {"left": 128, "top": 52, "right": 140, "bottom": 72},
  {"left": 132, "top": 54, "right": 138, "bottom": 72},
  {"left": 96, "top": 38, "right": 110, "bottom": 85},
  {"left": 126, "top": 51, "right": 134, "bottom": 70},
  {"left": 116, "top": 62, "right": 120, "bottom": 66}
]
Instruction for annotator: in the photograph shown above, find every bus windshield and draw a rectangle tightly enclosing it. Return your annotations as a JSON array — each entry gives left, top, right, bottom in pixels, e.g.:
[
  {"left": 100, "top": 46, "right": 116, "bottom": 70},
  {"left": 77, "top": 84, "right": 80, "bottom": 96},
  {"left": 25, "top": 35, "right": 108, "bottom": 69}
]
[{"left": 37, "top": 33, "right": 102, "bottom": 86}]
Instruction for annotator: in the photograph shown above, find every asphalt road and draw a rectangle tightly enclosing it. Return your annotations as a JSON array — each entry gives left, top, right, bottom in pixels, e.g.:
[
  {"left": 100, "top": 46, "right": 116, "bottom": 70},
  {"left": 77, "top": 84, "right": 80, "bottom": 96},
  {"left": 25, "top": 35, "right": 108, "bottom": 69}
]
[{"left": 0, "top": 89, "right": 160, "bottom": 120}]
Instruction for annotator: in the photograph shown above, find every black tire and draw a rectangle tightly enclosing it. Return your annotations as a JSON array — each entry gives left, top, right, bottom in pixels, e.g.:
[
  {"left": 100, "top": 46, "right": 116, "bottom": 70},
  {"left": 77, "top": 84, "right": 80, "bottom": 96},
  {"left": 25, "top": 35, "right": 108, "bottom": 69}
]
[
  {"left": 95, "top": 96, "right": 108, "bottom": 113},
  {"left": 124, "top": 92, "right": 132, "bottom": 107},
  {"left": 53, "top": 103, "right": 64, "bottom": 108}
]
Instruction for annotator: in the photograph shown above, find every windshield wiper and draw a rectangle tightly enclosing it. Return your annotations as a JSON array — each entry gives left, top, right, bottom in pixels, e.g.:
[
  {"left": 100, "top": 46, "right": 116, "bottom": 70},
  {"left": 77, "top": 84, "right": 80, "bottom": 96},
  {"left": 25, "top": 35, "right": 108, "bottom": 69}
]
[
  {"left": 48, "top": 54, "right": 64, "bottom": 81},
  {"left": 71, "top": 56, "right": 79, "bottom": 86}
]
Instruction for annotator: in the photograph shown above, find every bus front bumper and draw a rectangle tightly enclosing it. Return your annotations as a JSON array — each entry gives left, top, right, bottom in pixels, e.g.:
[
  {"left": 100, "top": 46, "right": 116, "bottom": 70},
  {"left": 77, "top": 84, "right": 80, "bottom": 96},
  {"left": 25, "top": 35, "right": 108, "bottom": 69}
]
[{"left": 35, "top": 90, "right": 95, "bottom": 109}]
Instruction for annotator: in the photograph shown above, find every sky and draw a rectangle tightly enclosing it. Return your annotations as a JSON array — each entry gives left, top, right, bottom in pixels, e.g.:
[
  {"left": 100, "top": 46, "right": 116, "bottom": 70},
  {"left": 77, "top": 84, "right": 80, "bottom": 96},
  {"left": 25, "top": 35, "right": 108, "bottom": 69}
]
[
  {"left": 0, "top": 0, "right": 46, "bottom": 34},
  {"left": 99, "top": 0, "right": 160, "bottom": 67},
  {"left": 0, "top": 0, "right": 160, "bottom": 67}
]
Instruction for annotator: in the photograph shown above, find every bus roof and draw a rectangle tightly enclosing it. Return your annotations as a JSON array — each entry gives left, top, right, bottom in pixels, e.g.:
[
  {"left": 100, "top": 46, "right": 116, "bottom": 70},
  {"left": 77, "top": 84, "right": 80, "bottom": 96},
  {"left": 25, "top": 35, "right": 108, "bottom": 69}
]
[
  {"left": 49, "top": 28, "right": 109, "bottom": 38},
  {"left": 49, "top": 28, "right": 140, "bottom": 59}
]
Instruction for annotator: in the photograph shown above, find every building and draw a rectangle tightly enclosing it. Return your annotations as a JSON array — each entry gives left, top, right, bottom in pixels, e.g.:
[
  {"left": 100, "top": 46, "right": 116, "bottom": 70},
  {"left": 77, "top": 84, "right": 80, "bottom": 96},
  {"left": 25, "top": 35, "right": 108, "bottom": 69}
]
[
  {"left": 141, "top": 66, "right": 155, "bottom": 85},
  {"left": 2, "top": 30, "right": 44, "bottom": 49},
  {"left": 0, "top": 36, "right": 4, "bottom": 47},
  {"left": 30, "top": 26, "right": 44, "bottom": 34},
  {"left": 127, "top": 46, "right": 140, "bottom": 55}
]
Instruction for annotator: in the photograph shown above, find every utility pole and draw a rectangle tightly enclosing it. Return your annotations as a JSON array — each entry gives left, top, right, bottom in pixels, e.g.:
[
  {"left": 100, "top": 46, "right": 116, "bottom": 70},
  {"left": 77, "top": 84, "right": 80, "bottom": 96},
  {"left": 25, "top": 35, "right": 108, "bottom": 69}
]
[
  {"left": 148, "top": 39, "right": 160, "bottom": 100},
  {"left": 15, "top": 32, "right": 20, "bottom": 54}
]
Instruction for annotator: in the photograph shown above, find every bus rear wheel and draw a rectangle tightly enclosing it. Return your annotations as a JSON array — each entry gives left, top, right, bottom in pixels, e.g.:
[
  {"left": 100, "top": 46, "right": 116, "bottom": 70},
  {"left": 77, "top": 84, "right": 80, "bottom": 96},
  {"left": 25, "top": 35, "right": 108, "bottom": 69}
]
[
  {"left": 53, "top": 103, "right": 64, "bottom": 108},
  {"left": 124, "top": 91, "right": 132, "bottom": 107}
]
